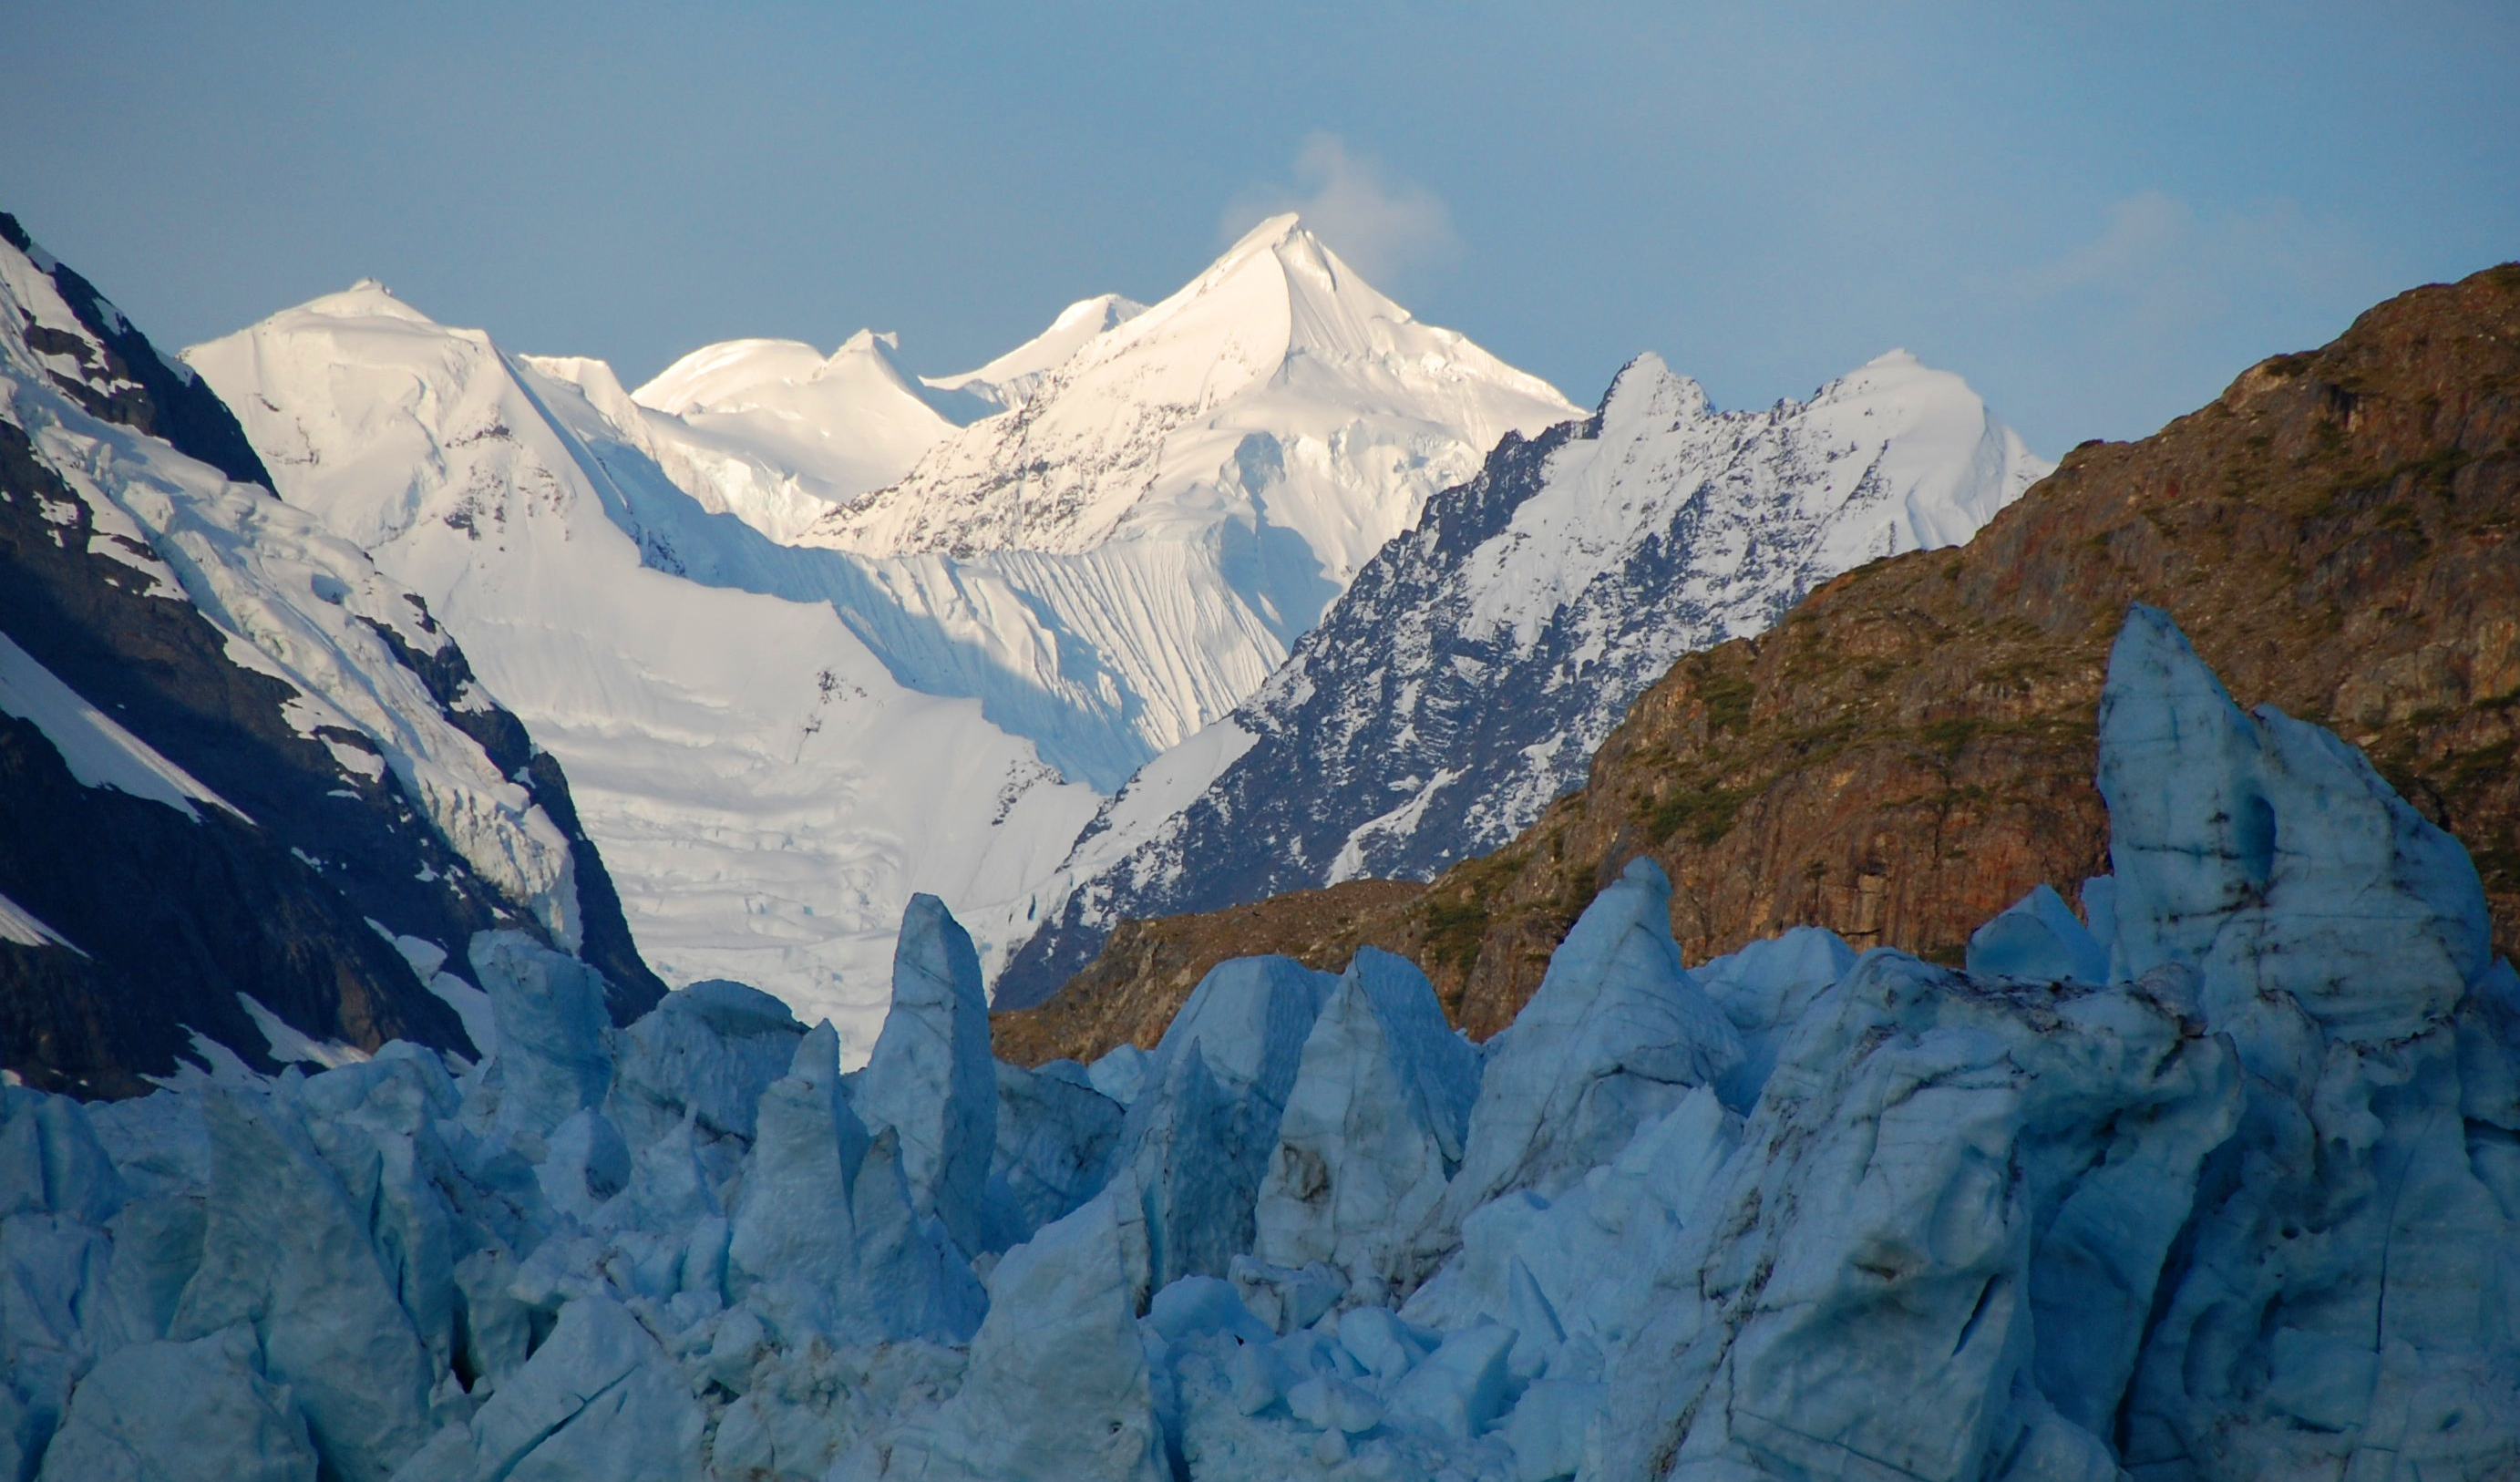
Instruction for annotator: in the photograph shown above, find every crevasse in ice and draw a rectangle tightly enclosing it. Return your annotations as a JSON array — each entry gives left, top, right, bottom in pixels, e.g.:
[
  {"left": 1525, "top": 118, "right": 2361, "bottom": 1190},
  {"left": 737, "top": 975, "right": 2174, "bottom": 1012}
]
[{"left": 7, "top": 604, "right": 2519, "bottom": 1481}]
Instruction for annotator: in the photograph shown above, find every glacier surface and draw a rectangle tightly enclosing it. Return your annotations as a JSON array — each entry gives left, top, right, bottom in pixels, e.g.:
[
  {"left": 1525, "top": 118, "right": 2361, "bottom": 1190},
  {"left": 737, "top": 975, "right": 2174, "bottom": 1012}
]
[{"left": 12, "top": 604, "right": 2520, "bottom": 1480}]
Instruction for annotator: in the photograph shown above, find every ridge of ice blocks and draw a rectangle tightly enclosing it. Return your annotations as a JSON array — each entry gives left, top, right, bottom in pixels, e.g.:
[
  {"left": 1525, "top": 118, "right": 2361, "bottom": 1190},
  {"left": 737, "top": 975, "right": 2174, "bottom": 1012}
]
[{"left": 9, "top": 604, "right": 2520, "bottom": 1480}]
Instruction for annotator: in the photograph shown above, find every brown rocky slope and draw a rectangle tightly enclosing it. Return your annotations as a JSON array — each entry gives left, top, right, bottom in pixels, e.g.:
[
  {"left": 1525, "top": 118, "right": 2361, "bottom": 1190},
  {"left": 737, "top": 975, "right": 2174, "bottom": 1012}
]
[{"left": 995, "top": 261, "right": 2520, "bottom": 1064}]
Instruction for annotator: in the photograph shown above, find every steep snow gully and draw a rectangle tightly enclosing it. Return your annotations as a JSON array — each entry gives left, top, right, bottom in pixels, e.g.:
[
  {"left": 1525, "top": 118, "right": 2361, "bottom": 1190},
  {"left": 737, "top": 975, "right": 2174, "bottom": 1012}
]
[{"left": 11, "top": 606, "right": 2520, "bottom": 1482}]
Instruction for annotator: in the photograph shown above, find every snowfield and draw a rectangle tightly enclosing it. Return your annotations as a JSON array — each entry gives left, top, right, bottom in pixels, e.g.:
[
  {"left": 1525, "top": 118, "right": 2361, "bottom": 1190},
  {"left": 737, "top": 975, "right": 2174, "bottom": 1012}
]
[
  {"left": 185, "top": 218, "right": 1578, "bottom": 1036},
  {"left": 11, "top": 608, "right": 2520, "bottom": 1482}
]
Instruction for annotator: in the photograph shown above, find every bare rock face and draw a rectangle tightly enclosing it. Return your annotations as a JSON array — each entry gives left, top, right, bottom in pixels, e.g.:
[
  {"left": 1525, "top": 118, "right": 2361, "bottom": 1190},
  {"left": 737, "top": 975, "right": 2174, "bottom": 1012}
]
[{"left": 1007, "top": 261, "right": 2520, "bottom": 1060}]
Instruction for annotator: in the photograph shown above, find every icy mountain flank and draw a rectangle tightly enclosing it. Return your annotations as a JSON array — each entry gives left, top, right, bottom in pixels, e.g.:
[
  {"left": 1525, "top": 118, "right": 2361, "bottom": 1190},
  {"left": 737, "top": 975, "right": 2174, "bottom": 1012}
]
[
  {"left": 1000, "top": 349, "right": 2049, "bottom": 1006},
  {"left": 0, "top": 212, "right": 657, "bottom": 1094},
  {"left": 184, "top": 219, "right": 1579, "bottom": 1034},
  {"left": 919, "top": 292, "right": 1147, "bottom": 415},
  {"left": 805, "top": 213, "right": 1579, "bottom": 587},
  {"left": 14, "top": 606, "right": 2520, "bottom": 1482},
  {"left": 567, "top": 329, "right": 960, "bottom": 544},
  {"left": 185, "top": 287, "right": 1100, "bottom": 1050}
]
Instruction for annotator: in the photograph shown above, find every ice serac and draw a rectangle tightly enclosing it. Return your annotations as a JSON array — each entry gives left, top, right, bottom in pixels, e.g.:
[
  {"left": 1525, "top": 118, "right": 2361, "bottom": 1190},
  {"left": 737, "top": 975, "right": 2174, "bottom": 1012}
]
[
  {"left": 168, "top": 1091, "right": 436, "bottom": 1482},
  {"left": 34, "top": 1329, "right": 317, "bottom": 1482},
  {"left": 1965, "top": 881, "right": 2110, "bottom": 983},
  {"left": 1692, "top": 925, "right": 1861, "bottom": 1110},
  {"left": 2098, "top": 604, "right": 2520, "bottom": 1479},
  {"left": 1432, "top": 859, "right": 1741, "bottom": 1243},
  {"left": 842, "top": 1191, "right": 1164, "bottom": 1482},
  {"left": 19, "top": 602, "right": 2520, "bottom": 1480},
  {"left": 851, "top": 894, "right": 997, "bottom": 1254},
  {"left": 1597, "top": 948, "right": 2242, "bottom": 1482},
  {"left": 470, "top": 931, "right": 612, "bottom": 1147},
  {"left": 1253, "top": 949, "right": 1480, "bottom": 1304},
  {"left": 983, "top": 1057, "right": 1124, "bottom": 1251},
  {"left": 1000, "top": 346, "right": 2049, "bottom": 1008},
  {"left": 602, "top": 976, "right": 802, "bottom": 1150},
  {"left": 1113, "top": 954, "right": 1335, "bottom": 1285},
  {"left": 2100, "top": 601, "right": 2488, "bottom": 1035},
  {"left": 727, "top": 1022, "right": 869, "bottom": 1322},
  {"left": 392, "top": 1295, "right": 704, "bottom": 1482}
]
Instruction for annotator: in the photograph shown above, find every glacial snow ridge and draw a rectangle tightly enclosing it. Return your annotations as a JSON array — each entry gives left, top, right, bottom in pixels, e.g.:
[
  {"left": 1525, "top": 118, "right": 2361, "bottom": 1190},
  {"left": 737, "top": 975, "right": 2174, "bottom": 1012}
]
[
  {"left": 0, "top": 211, "right": 659, "bottom": 1096},
  {"left": 181, "top": 218, "right": 1579, "bottom": 1033},
  {"left": 13, "top": 603, "right": 2519, "bottom": 1482},
  {"left": 801, "top": 212, "right": 1579, "bottom": 581},
  {"left": 997, "top": 347, "right": 2050, "bottom": 1006},
  {"left": 184, "top": 284, "right": 1101, "bottom": 1048}
]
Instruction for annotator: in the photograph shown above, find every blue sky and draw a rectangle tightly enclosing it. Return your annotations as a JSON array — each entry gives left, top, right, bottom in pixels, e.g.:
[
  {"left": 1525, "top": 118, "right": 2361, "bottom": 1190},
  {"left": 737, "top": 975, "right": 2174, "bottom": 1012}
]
[{"left": 5, "top": 1, "right": 2514, "bottom": 454}]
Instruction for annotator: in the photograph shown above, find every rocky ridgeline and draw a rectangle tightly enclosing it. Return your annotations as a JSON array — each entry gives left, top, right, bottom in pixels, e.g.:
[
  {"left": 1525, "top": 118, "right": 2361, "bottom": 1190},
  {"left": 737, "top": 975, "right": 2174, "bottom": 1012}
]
[
  {"left": 8, "top": 606, "right": 2520, "bottom": 1482},
  {"left": 998, "top": 261, "right": 2520, "bottom": 1058}
]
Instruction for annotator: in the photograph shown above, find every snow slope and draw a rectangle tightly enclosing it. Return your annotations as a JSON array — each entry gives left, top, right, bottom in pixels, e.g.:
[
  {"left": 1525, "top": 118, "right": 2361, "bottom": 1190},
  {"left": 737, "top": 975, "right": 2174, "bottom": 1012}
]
[
  {"left": 0, "top": 211, "right": 657, "bottom": 1091},
  {"left": 807, "top": 214, "right": 1578, "bottom": 585},
  {"left": 1000, "top": 350, "right": 2051, "bottom": 1003},
  {"left": 187, "top": 286, "right": 1100, "bottom": 1051},
  {"left": 919, "top": 291, "right": 1146, "bottom": 414},
  {"left": 552, "top": 217, "right": 1579, "bottom": 789}
]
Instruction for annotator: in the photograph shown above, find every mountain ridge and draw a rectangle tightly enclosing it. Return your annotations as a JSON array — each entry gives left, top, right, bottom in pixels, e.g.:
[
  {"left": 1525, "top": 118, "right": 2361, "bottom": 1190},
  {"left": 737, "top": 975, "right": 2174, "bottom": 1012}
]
[
  {"left": 0, "top": 211, "right": 662, "bottom": 1095},
  {"left": 994, "top": 340, "right": 2047, "bottom": 1006},
  {"left": 994, "top": 258, "right": 2520, "bottom": 1060}
]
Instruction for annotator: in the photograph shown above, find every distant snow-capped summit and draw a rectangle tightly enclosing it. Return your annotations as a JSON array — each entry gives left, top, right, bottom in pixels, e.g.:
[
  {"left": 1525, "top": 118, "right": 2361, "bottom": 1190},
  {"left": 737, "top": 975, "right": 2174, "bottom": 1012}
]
[
  {"left": 187, "top": 288, "right": 1098, "bottom": 1048},
  {"left": 922, "top": 292, "right": 1147, "bottom": 415},
  {"left": 802, "top": 213, "right": 1581, "bottom": 608},
  {"left": 180, "top": 218, "right": 1582, "bottom": 1031}
]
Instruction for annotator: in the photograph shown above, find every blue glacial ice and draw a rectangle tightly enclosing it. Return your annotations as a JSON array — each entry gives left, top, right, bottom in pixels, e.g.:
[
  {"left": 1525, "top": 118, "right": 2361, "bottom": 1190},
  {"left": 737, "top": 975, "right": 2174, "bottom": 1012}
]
[{"left": 7, "top": 603, "right": 2520, "bottom": 1481}]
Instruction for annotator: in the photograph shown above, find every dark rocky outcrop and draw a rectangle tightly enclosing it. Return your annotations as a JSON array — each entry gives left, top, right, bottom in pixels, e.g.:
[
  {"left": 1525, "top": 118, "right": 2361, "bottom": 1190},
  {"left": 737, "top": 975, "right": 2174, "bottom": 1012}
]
[{"left": 0, "top": 210, "right": 269, "bottom": 487}]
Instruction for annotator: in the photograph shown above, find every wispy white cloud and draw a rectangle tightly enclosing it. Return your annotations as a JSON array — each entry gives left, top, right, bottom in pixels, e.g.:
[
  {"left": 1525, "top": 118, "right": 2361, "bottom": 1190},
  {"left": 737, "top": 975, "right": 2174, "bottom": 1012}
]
[
  {"left": 1221, "top": 134, "right": 1460, "bottom": 288},
  {"left": 2013, "top": 190, "right": 2375, "bottom": 334}
]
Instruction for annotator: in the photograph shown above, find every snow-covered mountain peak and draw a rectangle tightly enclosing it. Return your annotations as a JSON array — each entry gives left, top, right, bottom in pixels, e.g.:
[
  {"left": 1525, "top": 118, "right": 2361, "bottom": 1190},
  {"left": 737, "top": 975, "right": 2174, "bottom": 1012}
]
[
  {"left": 633, "top": 337, "right": 827, "bottom": 417},
  {"left": 633, "top": 327, "right": 937, "bottom": 426},
  {"left": 1457, "top": 346, "right": 2042, "bottom": 647},
  {"left": 1596, "top": 351, "right": 1712, "bottom": 428},
  {"left": 578, "top": 325, "right": 961, "bottom": 540},
  {"left": 800, "top": 213, "right": 1580, "bottom": 599},
  {"left": 186, "top": 285, "right": 1103, "bottom": 1044},
  {"left": 923, "top": 292, "right": 1147, "bottom": 414},
  {"left": 298, "top": 278, "right": 436, "bottom": 325}
]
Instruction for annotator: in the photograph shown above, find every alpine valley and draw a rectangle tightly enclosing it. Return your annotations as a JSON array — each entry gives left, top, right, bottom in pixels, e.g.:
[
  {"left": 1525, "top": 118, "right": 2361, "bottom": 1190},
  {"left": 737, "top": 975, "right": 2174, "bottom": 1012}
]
[{"left": 10, "top": 188, "right": 2520, "bottom": 1482}]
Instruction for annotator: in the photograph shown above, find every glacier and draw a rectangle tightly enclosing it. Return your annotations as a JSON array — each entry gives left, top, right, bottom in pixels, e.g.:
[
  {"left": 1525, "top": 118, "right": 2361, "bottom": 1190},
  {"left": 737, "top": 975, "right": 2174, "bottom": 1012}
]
[{"left": 11, "top": 602, "right": 2520, "bottom": 1481}]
